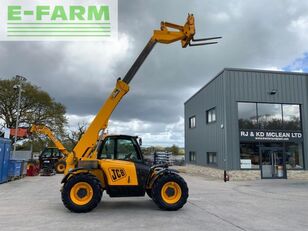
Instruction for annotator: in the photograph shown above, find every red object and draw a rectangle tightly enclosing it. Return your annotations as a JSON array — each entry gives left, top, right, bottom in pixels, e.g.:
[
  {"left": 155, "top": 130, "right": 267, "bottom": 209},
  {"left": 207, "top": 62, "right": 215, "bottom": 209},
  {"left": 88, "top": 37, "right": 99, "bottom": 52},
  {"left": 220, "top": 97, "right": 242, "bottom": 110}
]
[
  {"left": 26, "top": 164, "right": 40, "bottom": 176},
  {"left": 10, "top": 128, "right": 29, "bottom": 138}
]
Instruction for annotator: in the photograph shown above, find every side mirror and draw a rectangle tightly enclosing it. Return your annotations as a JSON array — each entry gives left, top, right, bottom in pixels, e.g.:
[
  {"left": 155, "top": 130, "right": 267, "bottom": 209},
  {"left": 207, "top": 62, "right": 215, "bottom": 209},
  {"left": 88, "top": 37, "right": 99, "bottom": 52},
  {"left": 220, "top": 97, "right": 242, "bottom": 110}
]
[{"left": 138, "top": 137, "right": 142, "bottom": 146}]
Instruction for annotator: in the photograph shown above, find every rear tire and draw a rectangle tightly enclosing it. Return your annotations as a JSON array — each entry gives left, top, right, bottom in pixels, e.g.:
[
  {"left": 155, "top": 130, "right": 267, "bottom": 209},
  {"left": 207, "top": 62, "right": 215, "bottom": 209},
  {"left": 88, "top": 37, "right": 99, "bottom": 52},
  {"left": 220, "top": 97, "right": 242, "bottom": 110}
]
[
  {"left": 55, "top": 161, "right": 66, "bottom": 174},
  {"left": 61, "top": 173, "right": 102, "bottom": 213},
  {"left": 152, "top": 173, "right": 188, "bottom": 211}
]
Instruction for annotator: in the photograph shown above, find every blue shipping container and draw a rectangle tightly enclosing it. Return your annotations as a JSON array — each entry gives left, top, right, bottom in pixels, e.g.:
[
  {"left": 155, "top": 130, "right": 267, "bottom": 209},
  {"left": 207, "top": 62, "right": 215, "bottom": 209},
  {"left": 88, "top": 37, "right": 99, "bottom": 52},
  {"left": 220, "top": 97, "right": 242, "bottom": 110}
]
[
  {"left": 8, "top": 160, "right": 22, "bottom": 178},
  {"left": 20, "top": 160, "right": 28, "bottom": 176},
  {"left": 0, "top": 138, "right": 11, "bottom": 183}
]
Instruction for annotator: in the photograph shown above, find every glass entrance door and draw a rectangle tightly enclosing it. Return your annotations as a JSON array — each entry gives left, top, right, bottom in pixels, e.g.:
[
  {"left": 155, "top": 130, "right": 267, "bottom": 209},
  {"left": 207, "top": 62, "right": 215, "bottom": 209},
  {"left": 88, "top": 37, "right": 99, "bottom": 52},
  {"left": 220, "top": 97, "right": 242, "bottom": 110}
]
[{"left": 260, "top": 148, "right": 286, "bottom": 179}]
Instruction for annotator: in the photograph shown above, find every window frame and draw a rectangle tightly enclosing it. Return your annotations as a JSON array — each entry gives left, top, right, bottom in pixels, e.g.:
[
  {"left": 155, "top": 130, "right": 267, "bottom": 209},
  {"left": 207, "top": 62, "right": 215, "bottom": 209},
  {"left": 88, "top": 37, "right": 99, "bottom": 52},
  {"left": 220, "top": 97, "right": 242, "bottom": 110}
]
[
  {"left": 98, "top": 136, "right": 143, "bottom": 162},
  {"left": 257, "top": 103, "right": 283, "bottom": 130},
  {"left": 54, "top": 149, "right": 64, "bottom": 158},
  {"left": 207, "top": 152, "right": 217, "bottom": 165},
  {"left": 41, "top": 149, "right": 52, "bottom": 158},
  {"left": 189, "top": 116, "right": 196, "bottom": 128},
  {"left": 189, "top": 151, "right": 196, "bottom": 162},
  {"left": 98, "top": 137, "right": 116, "bottom": 160},
  {"left": 237, "top": 101, "right": 302, "bottom": 131},
  {"left": 282, "top": 104, "right": 302, "bottom": 131},
  {"left": 206, "top": 107, "right": 216, "bottom": 124},
  {"left": 116, "top": 137, "right": 141, "bottom": 162},
  {"left": 238, "top": 102, "right": 258, "bottom": 129},
  {"left": 239, "top": 142, "right": 260, "bottom": 170}
]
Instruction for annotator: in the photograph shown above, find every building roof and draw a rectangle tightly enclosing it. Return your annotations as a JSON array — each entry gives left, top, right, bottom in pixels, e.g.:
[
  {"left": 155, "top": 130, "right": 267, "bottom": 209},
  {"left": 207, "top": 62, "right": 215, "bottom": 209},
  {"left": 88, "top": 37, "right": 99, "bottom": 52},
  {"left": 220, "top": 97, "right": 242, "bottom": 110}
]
[{"left": 184, "top": 68, "right": 308, "bottom": 104}]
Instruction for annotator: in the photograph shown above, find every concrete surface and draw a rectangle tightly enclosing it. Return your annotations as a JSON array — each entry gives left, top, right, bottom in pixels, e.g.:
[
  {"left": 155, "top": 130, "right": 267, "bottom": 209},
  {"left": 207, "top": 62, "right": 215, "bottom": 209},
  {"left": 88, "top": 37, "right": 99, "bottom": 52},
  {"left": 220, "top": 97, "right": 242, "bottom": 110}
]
[{"left": 0, "top": 174, "right": 308, "bottom": 231}]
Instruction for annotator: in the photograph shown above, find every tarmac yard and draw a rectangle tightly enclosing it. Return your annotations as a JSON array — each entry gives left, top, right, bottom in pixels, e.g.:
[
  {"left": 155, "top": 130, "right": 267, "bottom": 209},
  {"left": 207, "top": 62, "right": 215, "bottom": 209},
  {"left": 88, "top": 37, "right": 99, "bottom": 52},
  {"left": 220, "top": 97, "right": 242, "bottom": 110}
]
[{"left": 0, "top": 174, "right": 308, "bottom": 231}]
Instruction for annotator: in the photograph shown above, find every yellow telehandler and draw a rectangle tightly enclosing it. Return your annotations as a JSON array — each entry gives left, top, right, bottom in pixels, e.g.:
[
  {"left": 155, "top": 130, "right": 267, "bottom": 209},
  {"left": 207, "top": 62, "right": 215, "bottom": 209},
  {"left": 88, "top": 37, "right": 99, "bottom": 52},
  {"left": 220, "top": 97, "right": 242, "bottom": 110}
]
[
  {"left": 30, "top": 125, "right": 69, "bottom": 173},
  {"left": 57, "top": 14, "right": 221, "bottom": 212}
]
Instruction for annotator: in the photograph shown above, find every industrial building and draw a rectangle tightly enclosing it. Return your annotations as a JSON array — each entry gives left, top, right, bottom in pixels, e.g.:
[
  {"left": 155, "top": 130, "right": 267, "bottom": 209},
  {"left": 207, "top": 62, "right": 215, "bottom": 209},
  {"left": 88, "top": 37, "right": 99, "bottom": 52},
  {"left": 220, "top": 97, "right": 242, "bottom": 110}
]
[{"left": 185, "top": 68, "right": 308, "bottom": 179}]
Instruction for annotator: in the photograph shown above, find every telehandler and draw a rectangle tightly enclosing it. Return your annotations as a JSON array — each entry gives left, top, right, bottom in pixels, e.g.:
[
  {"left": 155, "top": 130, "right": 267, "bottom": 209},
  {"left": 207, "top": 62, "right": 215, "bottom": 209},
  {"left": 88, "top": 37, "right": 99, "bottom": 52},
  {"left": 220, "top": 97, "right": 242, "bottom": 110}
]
[
  {"left": 30, "top": 125, "right": 68, "bottom": 173},
  {"left": 59, "top": 14, "right": 221, "bottom": 212}
]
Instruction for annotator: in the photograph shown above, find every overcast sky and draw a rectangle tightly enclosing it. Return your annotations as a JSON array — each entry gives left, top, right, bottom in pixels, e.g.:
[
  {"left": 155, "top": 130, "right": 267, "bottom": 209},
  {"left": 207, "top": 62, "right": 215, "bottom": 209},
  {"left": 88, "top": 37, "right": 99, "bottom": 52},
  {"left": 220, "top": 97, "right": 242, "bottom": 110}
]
[{"left": 0, "top": 0, "right": 308, "bottom": 146}]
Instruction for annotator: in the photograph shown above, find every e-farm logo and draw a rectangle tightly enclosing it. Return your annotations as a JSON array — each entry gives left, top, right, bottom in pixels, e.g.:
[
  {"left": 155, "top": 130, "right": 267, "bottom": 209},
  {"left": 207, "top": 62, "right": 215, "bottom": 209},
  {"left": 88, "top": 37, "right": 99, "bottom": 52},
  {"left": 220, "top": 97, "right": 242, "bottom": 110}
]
[{"left": 0, "top": 0, "right": 118, "bottom": 41}]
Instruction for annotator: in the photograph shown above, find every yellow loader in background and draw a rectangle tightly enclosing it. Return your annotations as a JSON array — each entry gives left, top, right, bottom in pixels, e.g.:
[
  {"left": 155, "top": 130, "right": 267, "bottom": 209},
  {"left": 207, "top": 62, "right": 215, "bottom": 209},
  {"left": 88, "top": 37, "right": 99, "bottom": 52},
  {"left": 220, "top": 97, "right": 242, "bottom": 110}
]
[{"left": 30, "top": 125, "right": 69, "bottom": 173}]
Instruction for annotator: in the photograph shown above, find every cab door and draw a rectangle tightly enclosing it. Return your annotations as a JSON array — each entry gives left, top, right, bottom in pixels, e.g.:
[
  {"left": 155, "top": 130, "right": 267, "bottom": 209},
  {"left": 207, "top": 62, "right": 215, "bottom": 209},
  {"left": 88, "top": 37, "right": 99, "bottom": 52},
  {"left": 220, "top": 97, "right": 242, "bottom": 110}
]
[
  {"left": 98, "top": 136, "right": 150, "bottom": 197},
  {"left": 116, "top": 137, "right": 150, "bottom": 189}
]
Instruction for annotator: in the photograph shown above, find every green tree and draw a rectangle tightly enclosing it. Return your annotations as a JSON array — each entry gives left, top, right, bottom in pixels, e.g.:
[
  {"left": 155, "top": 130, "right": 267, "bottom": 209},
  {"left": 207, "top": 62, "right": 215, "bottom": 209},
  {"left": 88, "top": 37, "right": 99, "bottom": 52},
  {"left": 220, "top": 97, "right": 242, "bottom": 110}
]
[
  {"left": 166, "top": 145, "right": 180, "bottom": 155},
  {"left": 0, "top": 76, "right": 67, "bottom": 143}
]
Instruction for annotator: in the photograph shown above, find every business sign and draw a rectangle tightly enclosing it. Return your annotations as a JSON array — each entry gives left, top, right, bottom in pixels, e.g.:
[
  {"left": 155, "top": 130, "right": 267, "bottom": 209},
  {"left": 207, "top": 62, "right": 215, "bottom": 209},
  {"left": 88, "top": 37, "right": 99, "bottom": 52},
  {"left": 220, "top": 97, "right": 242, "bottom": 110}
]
[
  {"left": 0, "top": 0, "right": 118, "bottom": 41},
  {"left": 240, "top": 159, "right": 251, "bottom": 169},
  {"left": 240, "top": 130, "right": 303, "bottom": 142}
]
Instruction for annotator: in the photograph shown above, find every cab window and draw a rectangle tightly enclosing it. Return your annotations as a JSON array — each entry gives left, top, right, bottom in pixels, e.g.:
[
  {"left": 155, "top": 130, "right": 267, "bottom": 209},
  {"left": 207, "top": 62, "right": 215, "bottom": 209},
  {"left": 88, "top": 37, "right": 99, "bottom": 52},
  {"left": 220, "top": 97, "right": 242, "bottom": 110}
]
[
  {"left": 116, "top": 138, "right": 139, "bottom": 161},
  {"left": 41, "top": 149, "right": 52, "bottom": 158},
  {"left": 100, "top": 137, "right": 115, "bottom": 159},
  {"left": 54, "top": 149, "right": 64, "bottom": 158}
]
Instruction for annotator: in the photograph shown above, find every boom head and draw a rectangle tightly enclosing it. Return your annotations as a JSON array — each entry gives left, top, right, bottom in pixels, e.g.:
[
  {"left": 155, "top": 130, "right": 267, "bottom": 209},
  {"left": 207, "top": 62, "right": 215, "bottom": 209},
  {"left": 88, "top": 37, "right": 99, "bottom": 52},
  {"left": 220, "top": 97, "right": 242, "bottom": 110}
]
[
  {"left": 181, "top": 13, "right": 196, "bottom": 47},
  {"left": 157, "top": 13, "right": 221, "bottom": 48}
]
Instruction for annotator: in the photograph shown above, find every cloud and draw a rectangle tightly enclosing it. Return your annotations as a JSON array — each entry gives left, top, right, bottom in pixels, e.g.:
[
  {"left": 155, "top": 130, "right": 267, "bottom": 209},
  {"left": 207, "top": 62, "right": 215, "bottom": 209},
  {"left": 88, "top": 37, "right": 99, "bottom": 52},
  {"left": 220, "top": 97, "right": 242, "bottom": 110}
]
[
  {"left": 107, "top": 116, "right": 184, "bottom": 147},
  {"left": 1, "top": 0, "right": 308, "bottom": 146}
]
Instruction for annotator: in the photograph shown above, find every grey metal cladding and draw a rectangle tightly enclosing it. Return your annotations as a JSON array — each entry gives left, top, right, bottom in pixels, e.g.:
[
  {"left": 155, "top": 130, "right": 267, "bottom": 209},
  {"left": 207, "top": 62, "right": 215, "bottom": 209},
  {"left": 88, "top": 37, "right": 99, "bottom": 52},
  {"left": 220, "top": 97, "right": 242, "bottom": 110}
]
[
  {"left": 185, "top": 71, "right": 226, "bottom": 168},
  {"left": 185, "top": 68, "right": 308, "bottom": 170}
]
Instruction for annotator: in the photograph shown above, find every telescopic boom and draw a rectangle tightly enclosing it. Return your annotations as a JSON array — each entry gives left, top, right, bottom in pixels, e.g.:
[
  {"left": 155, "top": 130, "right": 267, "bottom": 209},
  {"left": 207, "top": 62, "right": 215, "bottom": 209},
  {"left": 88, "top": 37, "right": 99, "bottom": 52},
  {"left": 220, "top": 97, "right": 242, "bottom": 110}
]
[{"left": 64, "top": 14, "right": 221, "bottom": 173}]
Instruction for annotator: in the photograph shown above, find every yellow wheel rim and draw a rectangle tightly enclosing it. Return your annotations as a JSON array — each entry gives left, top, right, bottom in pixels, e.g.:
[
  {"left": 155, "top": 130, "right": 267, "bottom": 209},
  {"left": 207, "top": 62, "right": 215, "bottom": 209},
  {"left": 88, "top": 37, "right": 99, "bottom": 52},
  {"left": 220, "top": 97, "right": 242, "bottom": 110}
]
[
  {"left": 161, "top": 181, "right": 182, "bottom": 204},
  {"left": 57, "top": 164, "right": 65, "bottom": 172},
  {"left": 70, "top": 182, "right": 93, "bottom": 206}
]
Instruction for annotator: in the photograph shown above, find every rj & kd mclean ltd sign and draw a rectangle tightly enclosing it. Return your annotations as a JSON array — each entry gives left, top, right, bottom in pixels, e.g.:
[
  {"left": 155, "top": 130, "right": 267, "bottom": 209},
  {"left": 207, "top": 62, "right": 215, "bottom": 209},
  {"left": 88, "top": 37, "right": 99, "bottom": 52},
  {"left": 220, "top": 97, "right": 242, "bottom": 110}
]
[
  {"left": 0, "top": 0, "right": 118, "bottom": 41},
  {"left": 240, "top": 130, "right": 303, "bottom": 142}
]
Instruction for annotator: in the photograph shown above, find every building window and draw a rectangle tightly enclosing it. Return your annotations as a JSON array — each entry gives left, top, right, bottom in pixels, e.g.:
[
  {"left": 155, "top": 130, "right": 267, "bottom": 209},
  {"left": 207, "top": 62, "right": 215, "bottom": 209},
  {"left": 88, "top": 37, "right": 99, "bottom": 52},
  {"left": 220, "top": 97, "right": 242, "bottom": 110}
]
[
  {"left": 285, "top": 142, "right": 304, "bottom": 169},
  {"left": 207, "top": 152, "right": 217, "bottom": 164},
  {"left": 189, "top": 151, "right": 196, "bottom": 162},
  {"left": 282, "top": 105, "right": 301, "bottom": 130},
  {"left": 258, "top": 103, "right": 283, "bottom": 130},
  {"left": 240, "top": 142, "right": 259, "bottom": 169},
  {"left": 238, "top": 102, "right": 302, "bottom": 130},
  {"left": 206, "top": 108, "right": 216, "bottom": 123},
  {"left": 189, "top": 116, "right": 196, "bottom": 128},
  {"left": 238, "top": 102, "right": 258, "bottom": 129}
]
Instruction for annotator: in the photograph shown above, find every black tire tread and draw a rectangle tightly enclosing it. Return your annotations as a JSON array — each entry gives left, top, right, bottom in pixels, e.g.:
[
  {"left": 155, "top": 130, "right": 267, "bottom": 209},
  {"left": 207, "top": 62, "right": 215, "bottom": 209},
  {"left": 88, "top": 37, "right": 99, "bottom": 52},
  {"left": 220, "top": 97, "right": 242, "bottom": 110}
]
[
  {"left": 61, "top": 173, "right": 102, "bottom": 213},
  {"left": 151, "top": 173, "right": 188, "bottom": 211}
]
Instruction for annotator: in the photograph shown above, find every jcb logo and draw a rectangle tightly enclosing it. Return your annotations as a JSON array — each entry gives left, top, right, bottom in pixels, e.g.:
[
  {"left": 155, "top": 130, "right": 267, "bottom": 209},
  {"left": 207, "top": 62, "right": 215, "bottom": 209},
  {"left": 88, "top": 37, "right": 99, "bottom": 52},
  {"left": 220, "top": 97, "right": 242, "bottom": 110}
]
[{"left": 109, "top": 168, "right": 126, "bottom": 181}]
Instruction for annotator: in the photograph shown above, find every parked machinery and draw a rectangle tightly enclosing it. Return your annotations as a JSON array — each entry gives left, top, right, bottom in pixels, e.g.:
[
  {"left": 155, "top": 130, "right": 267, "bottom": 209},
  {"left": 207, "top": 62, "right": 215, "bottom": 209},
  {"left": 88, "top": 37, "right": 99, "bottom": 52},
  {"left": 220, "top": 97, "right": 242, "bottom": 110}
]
[
  {"left": 38, "top": 147, "right": 66, "bottom": 175},
  {"left": 36, "top": 14, "right": 220, "bottom": 212},
  {"left": 30, "top": 125, "right": 69, "bottom": 174},
  {"left": 60, "top": 14, "right": 220, "bottom": 213}
]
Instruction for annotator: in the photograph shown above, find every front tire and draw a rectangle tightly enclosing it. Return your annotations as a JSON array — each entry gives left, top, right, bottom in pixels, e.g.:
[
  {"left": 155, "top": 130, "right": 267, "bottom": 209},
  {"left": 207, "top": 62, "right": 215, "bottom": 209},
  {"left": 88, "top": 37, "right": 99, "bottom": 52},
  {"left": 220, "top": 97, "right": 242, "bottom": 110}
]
[
  {"left": 55, "top": 161, "right": 66, "bottom": 174},
  {"left": 152, "top": 173, "right": 188, "bottom": 211},
  {"left": 61, "top": 173, "right": 102, "bottom": 213}
]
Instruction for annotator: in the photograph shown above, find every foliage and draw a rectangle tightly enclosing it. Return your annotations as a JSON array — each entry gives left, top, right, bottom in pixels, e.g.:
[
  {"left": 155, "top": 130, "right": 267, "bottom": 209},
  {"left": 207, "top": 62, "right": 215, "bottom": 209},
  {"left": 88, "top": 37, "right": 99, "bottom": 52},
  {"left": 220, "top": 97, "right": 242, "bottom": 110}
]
[
  {"left": 142, "top": 144, "right": 184, "bottom": 155},
  {"left": 0, "top": 76, "right": 67, "bottom": 143},
  {"left": 165, "top": 145, "right": 180, "bottom": 155}
]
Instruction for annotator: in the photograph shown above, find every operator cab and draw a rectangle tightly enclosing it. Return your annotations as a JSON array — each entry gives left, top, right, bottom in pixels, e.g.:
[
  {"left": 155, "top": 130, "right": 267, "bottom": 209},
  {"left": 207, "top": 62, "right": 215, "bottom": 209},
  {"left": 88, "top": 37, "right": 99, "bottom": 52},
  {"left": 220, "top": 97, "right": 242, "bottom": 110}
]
[
  {"left": 40, "top": 147, "right": 64, "bottom": 161},
  {"left": 97, "top": 135, "right": 144, "bottom": 162}
]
